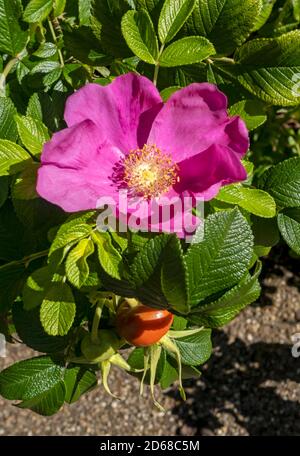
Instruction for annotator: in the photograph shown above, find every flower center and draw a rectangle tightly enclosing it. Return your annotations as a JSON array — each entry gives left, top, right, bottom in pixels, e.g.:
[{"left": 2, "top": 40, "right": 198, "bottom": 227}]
[{"left": 123, "top": 144, "right": 179, "bottom": 199}]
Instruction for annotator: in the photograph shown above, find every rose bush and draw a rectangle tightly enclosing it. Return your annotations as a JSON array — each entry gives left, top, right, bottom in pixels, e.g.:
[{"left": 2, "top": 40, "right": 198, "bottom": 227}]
[{"left": 0, "top": 0, "right": 299, "bottom": 415}]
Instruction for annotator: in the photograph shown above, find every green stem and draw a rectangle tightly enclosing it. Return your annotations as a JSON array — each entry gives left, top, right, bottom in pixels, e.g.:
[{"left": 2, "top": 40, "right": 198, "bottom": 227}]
[
  {"left": 91, "top": 300, "right": 104, "bottom": 344},
  {"left": 211, "top": 56, "right": 235, "bottom": 65},
  {"left": 0, "top": 48, "right": 27, "bottom": 96},
  {"left": 153, "top": 44, "right": 165, "bottom": 87},
  {"left": 0, "top": 250, "right": 49, "bottom": 272},
  {"left": 47, "top": 18, "right": 64, "bottom": 67}
]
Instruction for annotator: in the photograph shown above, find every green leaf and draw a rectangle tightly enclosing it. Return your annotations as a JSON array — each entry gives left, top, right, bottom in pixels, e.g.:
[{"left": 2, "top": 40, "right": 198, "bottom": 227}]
[
  {"left": 0, "top": 139, "right": 31, "bottom": 176},
  {"left": 17, "top": 381, "right": 65, "bottom": 416},
  {"left": 22, "top": 266, "right": 53, "bottom": 310},
  {"left": 0, "top": 0, "right": 28, "bottom": 55},
  {"left": 229, "top": 100, "right": 267, "bottom": 131},
  {"left": 64, "top": 366, "right": 97, "bottom": 403},
  {"left": 53, "top": 0, "right": 66, "bottom": 17},
  {"left": 278, "top": 209, "right": 300, "bottom": 255},
  {"left": 235, "top": 31, "right": 300, "bottom": 106},
  {"left": 15, "top": 115, "right": 49, "bottom": 156},
  {"left": 172, "top": 328, "right": 212, "bottom": 366},
  {"left": 33, "top": 42, "right": 57, "bottom": 58},
  {"left": 26, "top": 93, "right": 43, "bottom": 121},
  {"left": 293, "top": 0, "right": 300, "bottom": 21},
  {"left": 160, "top": 36, "right": 215, "bottom": 67},
  {"left": 40, "top": 283, "right": 76, "bottom": 336},
  {"left": 0, "top": 355, "right": 64, "bottom": 400},
  {"left": 66, "top": 238, "right": 94, "bottom": 289},
  {"left": 49, "top": 212, "right": 96, "bottom": 258},
  {"left": 252, "top": 0, "right": 276, "bottom": 31},
  {"left": 185, "top": 0, "right": 262, "bottom": 55},
  {"left": 0, "top": 98, "right": 18, "bottom": 141},
  {"left": 93, "top": 231, "right": 124, "bottom": 280},
  {"left": 12, "top": 162, "right": 39, "bottom": 201},
  {"left": 158, "top": 0, "right": 196, "bottom": 44},
  {"left": 0, "top": 356, "right": 65, "bottom": 416},
  {"left": 121, "top": 9, "right": 158, "bottom": 64},
  {"left": 13, "top": 302, "right": 69, "bottom": 353},
  {"left": 261, "top": 157, "right": 300, "bottom": 208},
  {"left": 78, "top": 0, "right": 92, "bottom": 25},
  {"left": 160, "top": 85, "right": 180, "bottom": 101},
  {"left": 189, "top": 262, "right": 262, "bottom": 327},
  {"left": 252, "top": 216, "right": 280, "bottom": 248},
  {"left": 216, "top": 185, "right": 277, "bottom": 218},
  {"left": 23, "top": 0, "right": 53, "bottom": 23},
  {"left": 161, "top": 236, "right": 188, "bottom": 314},
  {"left": 185, "top": 209, "right": 253, "bottom": 306}
]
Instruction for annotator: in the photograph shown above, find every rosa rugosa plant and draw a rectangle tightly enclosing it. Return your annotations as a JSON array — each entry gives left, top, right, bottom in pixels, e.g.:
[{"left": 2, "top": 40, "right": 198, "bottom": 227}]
[{"left": 0, "top": 0, "right": 300, "bottom": 416}]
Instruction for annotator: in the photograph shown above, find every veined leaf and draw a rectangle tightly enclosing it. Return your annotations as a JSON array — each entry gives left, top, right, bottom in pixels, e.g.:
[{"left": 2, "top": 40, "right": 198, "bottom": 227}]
[
  {"left": 15, "top": 115, "right": 49, "bottom": 156},
  {"left": 66, "top": 238, "right": 94, "bottom": 288},
  {"left": 121, "top": 9, "right": 159, "bottom": 64},
  {"left": 158, "top": 0, "right": 196, "bottom": 44},
  {"left": 0, "top": 140, "right": 31, "bottom": 176},
  {"left": 0, "top": 98, "right": 18, "bottom": 141},
  {"left": 278, "top": 209, "right": 300, "bottom": 255},
  {"left": 0, "top": 0, "right": 28, "bottom": 55},
  {"left": 160, "top": 36, "right": 215, "bottom": 67},
  {"left": 229, "top": 100, "right": 267, "bottom": 131},
  {"left": 23, "top": 0, "right": 53, "bottom": 23}
]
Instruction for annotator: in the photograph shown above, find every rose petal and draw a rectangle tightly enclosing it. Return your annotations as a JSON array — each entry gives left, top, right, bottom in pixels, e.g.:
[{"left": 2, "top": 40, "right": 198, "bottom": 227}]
[
  {"left": 64, "top": 73, "right": 162, "bottom": 152},
  {"left": 175, "top": 143, "right": 247, "bottom": 201},
  {"left": 147, "top": 83, "right": 231, "bottom": 162}
]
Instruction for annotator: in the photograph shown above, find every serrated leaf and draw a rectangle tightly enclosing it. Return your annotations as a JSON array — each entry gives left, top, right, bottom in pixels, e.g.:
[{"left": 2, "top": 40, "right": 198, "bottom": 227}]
[
  {"left": 78, "top": 0, "right": 92, "bottom": 24},
  {"left": 66, "top": 238, "right": 94, "bottom": 288},
  {"left": 26, "top": 93, "right": 43, "bottom": 121},
  {"left": 40, "top": 283, "right": 76, "bottom": 336},
  {"left": 0, "top": 0, "right": 28, "bottom": 55},
  {"left": 17, "top": 381, "right": 65, "bottom": 416},
  {"left": 121, "top": 9, "right": 158, "bottom": 64},
  {"left": 216, "top": 185, "right": 276, "bottom": 218},
  {"left": 278, "top": 209, "right": 300, "bottom": 255},
  {"left": 15, "top": 115, "right": 49, "bottom": 156},
  {"left": 172, "top": 329, "right": 212, "bottom": 366},
  {"left": 160, "top": 36, "right": 215, "bottom": 67},
  {"left": 158, "top": 0, "right": 196, "bottom": 44},
  {"left": 252, "top": 0, "right": 276, "bottom": 31},
  {"left": 229, "top": 100, "right": 267, "bottom": 131},
  {"left": 0, "top": 140, "right": 31, "bottom": 176},
  {"left": 261, "top": 157, "right": 300, "bottom": 208},
  {"left": 235, "top": 31, "right": 300, "bottom": 106},
  {"left": 64, "top": 366, "right": 97, "bottom": 403},
  {"left": 185, "top": 0, "right": 262, "bottom": 55},
  {"left": 0, "top": 356, "right": 64, "bottom": 401},
  {"left": 23, "top": 0, "right": 53, "bottom": 23},
  {"left": 49, "top": 212, "right": 95, "bottom": 258},
  {"left": 22, "top": 266, "right": 52, "bottom": 310},
  {"left": 93, "top": 231, "right": 123, "bottom": 280},
  {"left": 161, "top": 236, "right": 188, "bottom": 314},
  {"left": 13, "top": 302, "right": 69, "bottom": 353},
  {"left": 0, "top": 98, "right": 18, "bottom": 141},
  {"left": 185, "top": 209, "right": 253, "bottom": 306},
  {"left": 189, "top": 262, "right": 262, "bottom": 327},
  {"left": 33, "top": 42, "right": 57, "bottom": 58}
]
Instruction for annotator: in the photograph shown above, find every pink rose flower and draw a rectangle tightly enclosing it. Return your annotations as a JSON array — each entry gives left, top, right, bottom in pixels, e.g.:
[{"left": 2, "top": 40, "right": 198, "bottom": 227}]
[{"left": 37, "top": 73, "right": 249, "bottom": 235}]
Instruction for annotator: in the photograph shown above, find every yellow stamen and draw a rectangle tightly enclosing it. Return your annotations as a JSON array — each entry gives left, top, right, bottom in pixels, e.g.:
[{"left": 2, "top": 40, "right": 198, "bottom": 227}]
[{"left": 123, "top": 144, "right": 179, "bottom": 199}]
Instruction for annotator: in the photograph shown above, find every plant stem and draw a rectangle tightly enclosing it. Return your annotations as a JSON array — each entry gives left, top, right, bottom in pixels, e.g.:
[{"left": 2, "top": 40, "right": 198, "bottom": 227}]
[
  {"left": 0, "top": 250, "right": 49, "bottom": 272},
  {"left": 153, "top": 44, "right": 165, "bottom": 87},
  {"left": 91, "top": 300, "right": 104, "bottom": 344},
  {"left": 47, "top": 18, "right": 64, "bottom": 67},
  {"left": 0, "top": 49, "right": 27, "bottom": 96}
]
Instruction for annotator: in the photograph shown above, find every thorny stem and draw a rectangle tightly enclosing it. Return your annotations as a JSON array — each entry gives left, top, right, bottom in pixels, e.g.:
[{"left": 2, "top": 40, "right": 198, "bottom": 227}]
[
  {"left": 47, "top": 18, "right": 64, "bottom": 67},
  {"left": 0, "top": 250, "right": 49, "bottom": 272},
  {"left": 153, "top": 44, "right": 165, "bottom": 87}
]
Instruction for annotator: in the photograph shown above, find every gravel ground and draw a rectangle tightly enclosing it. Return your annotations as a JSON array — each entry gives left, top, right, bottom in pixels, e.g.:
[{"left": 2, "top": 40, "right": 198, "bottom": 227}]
[{"left": 0, "top": 248, "right": 300, "bottom": 436}]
